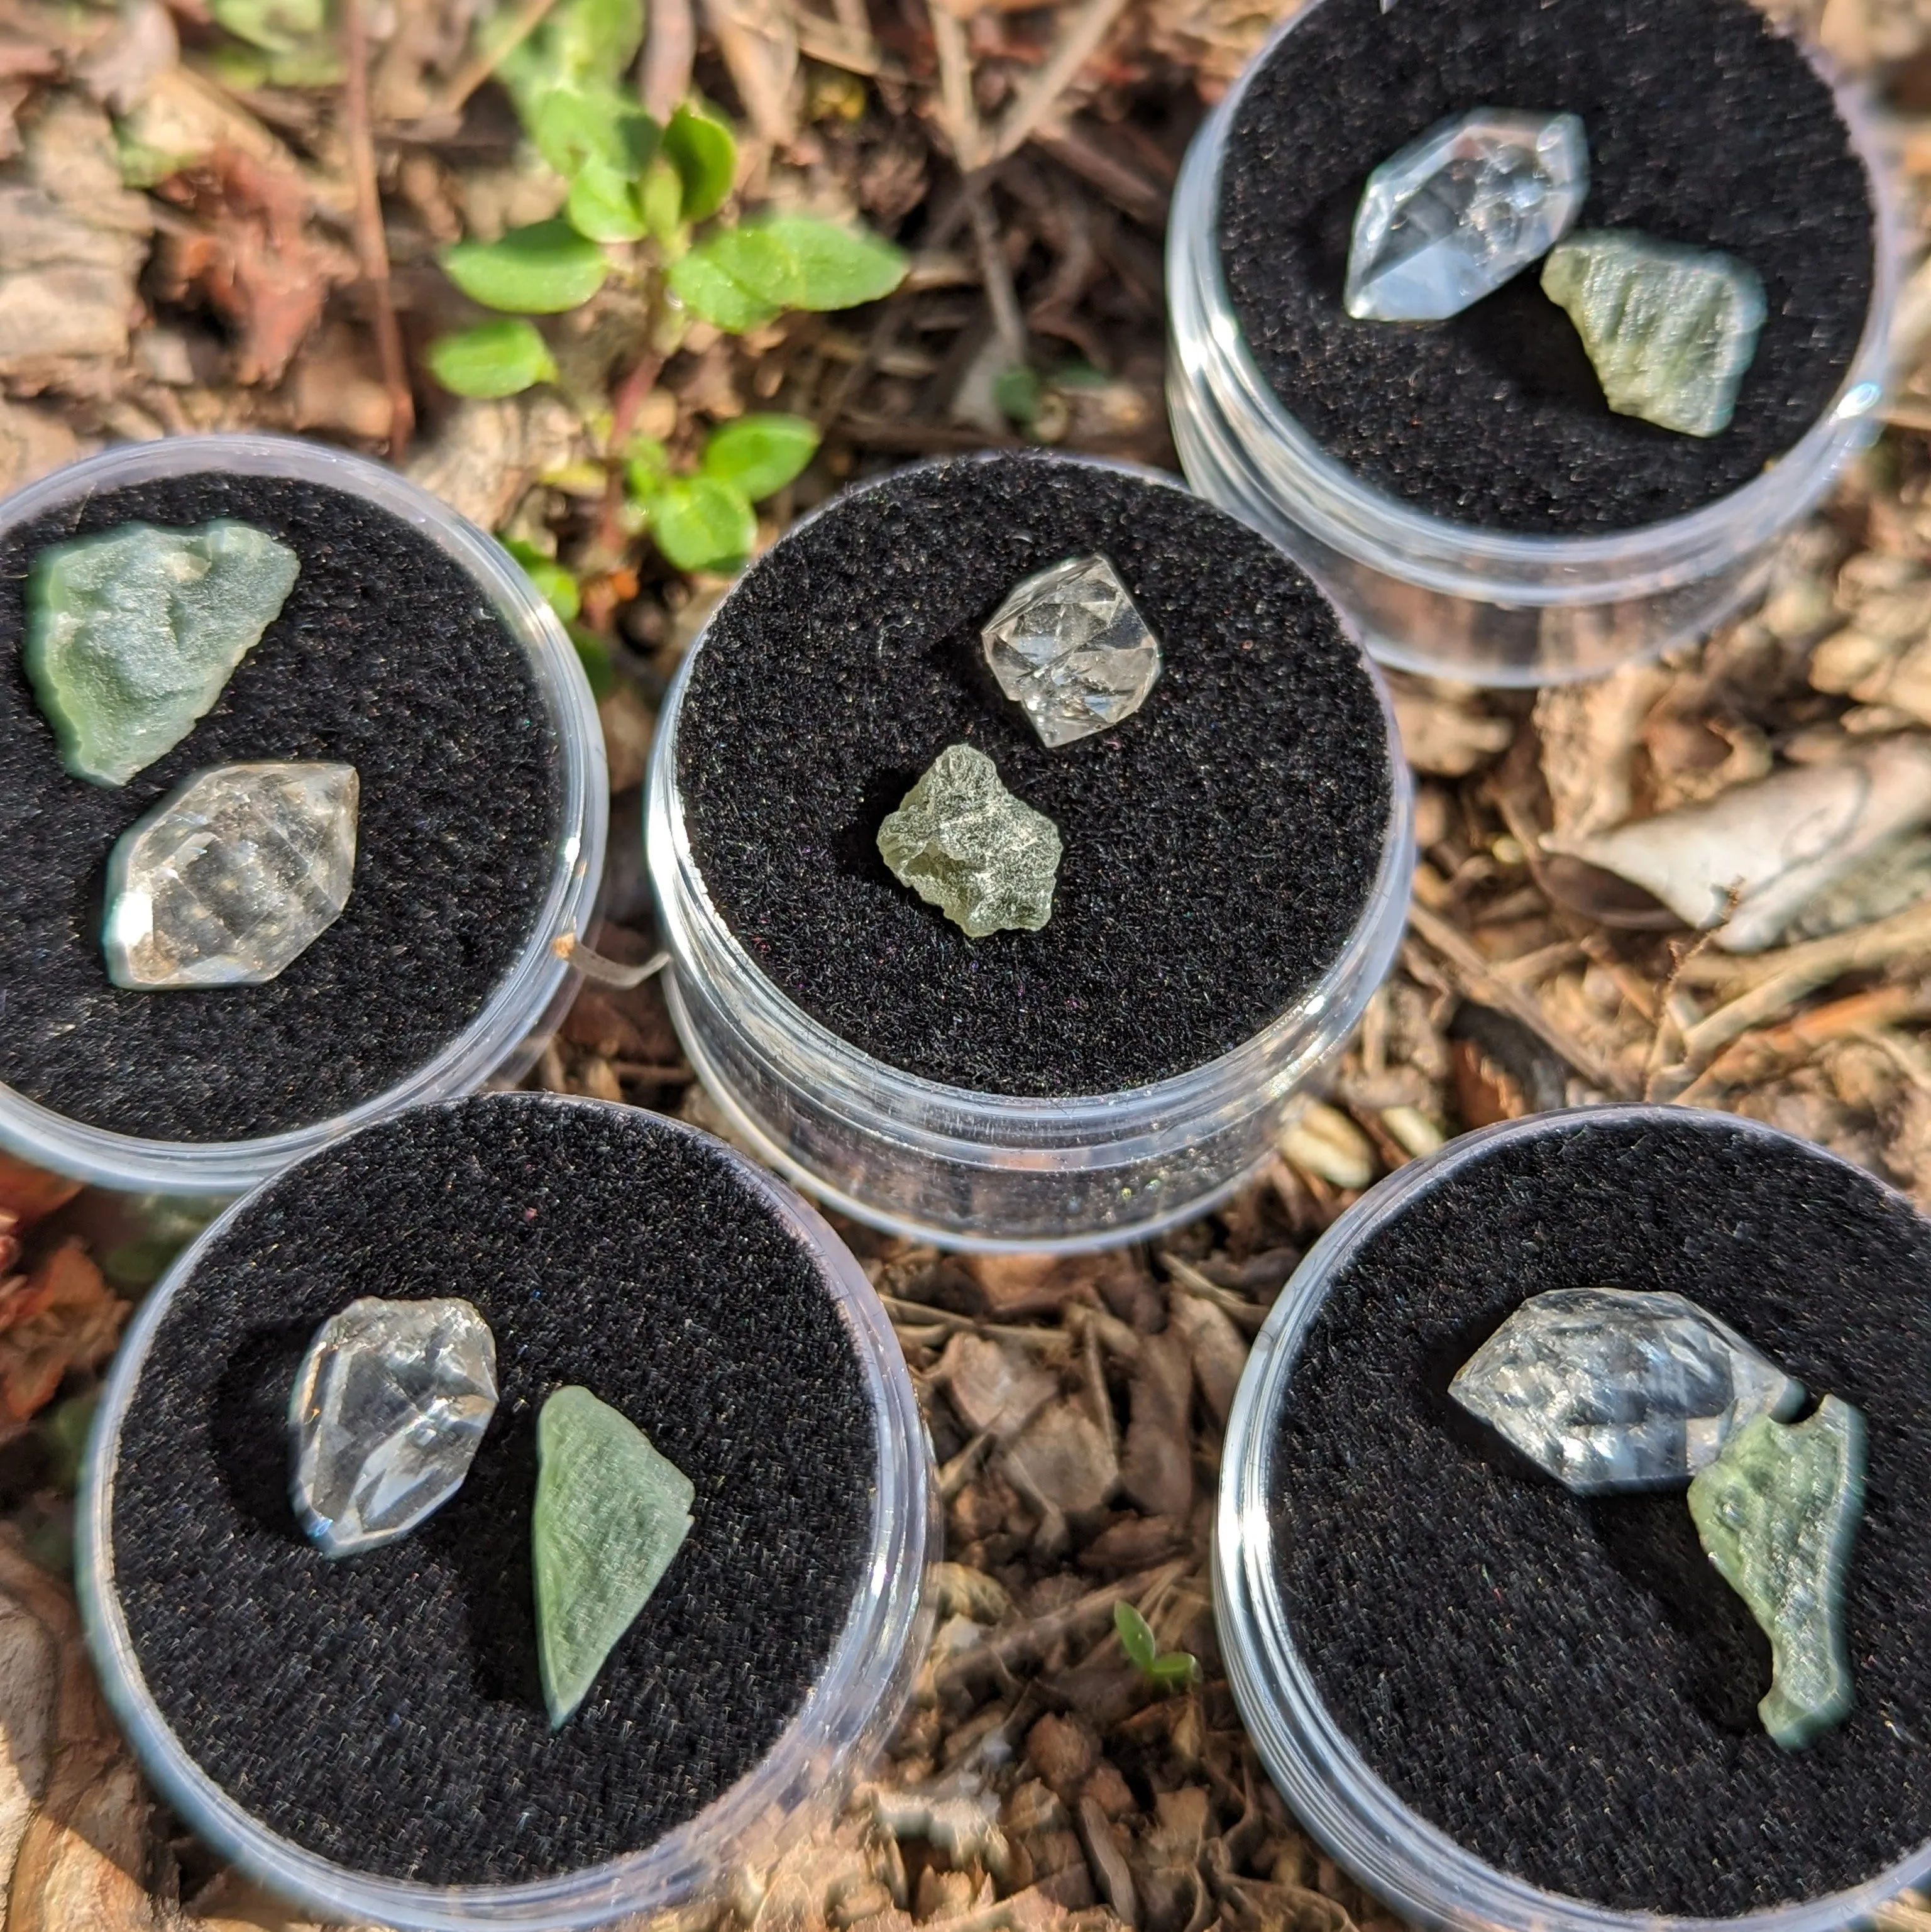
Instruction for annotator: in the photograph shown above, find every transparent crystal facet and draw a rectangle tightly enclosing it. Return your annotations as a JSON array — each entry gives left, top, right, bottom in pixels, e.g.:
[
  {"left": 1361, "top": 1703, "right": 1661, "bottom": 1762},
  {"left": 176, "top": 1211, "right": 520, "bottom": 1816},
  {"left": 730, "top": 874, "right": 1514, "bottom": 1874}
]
[
  {"left": 289, "top": 1297, "right": 498, "bottom": 1559},
  {"left": 981, "top": 554, "right": 1162, "bottom": 748},
  {"left": 1688, "top": 1395, "right": 1865, "bottom": 1748},
  {"left": 1542, "top": 230, "right": 1766, "bottom": 437},
  {"left": 1450, "top": 1287, "right": 1803, "bottom": 1495},
  {"left": 102, "top": 760, "right": 359, "bottom": 989},
  {"left": 1346, "top": 109, "right": 1589, "bottom": 323},
  {"left": 25, "top": 519, "right": 300, "bottom": 786},
  {"left": 533, "top": 1386, "right": 696, "bottom": 1727},
  {"left": 877, "top": 743, "right": 1063, "bottom": 938}
]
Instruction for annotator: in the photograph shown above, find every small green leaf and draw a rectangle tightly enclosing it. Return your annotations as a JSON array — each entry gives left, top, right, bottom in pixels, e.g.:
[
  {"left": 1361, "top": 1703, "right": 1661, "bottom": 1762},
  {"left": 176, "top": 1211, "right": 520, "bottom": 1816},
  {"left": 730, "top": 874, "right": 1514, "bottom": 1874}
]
[
  {"left": 667, "top": 235, "right": 783, "bottom": 334},
  {"left": 650, "top": 476, "right": 756, "bottom": 573},
  {"left": 663, "top": 102, "right": 737, "bottom": 223},
  {"left": 1114, "top": 1600, "right": 1158, "bottom": 1672},
  {"left": 568, "top": 623, "right": 617, "bottom": 700},
  {"left": 702, "top": 413, "right": 819, "bottom": 502},
  {"left": 425, "top": 318, "right": 558, "bottom": 398},
  {"left": 624, "top": 436, "right": 671, "bottom": 500},
  {"left": 503, "top": 538, "right": 583, "bottom": 622},
  {"left": 532, "top": 85, "right": 659, "bottom": 182},
  {"left": 1150, "top": 1650, "right": 1202, "bottom": 1690},
  {"left": 758, "top": 214, "right": 906, "bottom": 310},
  {"left": 993, "top": 363, "right": 1042, "bottom": 425},
  {"left": 567, "top": 159, "right": 648, "bottom": 243},
  {"left": 442, "top": 220, "right": 609, "bottom": 314}
]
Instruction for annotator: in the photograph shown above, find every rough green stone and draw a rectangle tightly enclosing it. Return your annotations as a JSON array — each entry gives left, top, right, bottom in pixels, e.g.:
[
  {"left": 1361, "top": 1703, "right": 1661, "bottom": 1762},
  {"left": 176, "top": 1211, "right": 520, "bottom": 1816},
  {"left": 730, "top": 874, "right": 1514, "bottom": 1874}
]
[
  {"left": 532, "top": 1386, "right": 695, "bottom": 1728},
  {"left": 1541, "top": 231, "right": 1766, "bottom": 438},
  {"left": 1687, "top": 1395, "right": 1865, "bottom": 1749},
  {"left": 25, "top": 519, "right": 300, "bottom": 786},
  {"left": 877, "top": 743, "right": 1062, "bottom": 939}
]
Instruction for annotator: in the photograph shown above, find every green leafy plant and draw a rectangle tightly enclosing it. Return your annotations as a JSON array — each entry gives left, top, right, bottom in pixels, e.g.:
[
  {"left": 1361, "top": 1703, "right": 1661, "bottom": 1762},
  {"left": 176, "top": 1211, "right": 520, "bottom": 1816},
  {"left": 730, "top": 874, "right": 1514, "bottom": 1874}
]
[
  {"left": 427, "top": 0, "right": 906, "bottom": 403},
  {"left": 623, "top": 412, "right": 819, "bottom": 573},
  {"left": 1114, "top": 1600, "right": 1201, "bottom": 1693}
]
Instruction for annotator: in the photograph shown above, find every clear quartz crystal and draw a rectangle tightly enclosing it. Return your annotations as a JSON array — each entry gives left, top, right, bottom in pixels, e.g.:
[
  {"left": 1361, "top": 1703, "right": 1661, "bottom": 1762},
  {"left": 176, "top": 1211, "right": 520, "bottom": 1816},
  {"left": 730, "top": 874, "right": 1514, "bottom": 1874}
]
[
  {"left": 25, "top": 519, "right": 300, "bottom": 786},
  {"left": 1542, "top": 231, "right": 1766, "bottom": 437},
  {"left": 289, "top": 1297, "right": 498, "bottom": 1559},
  {"left": 1450, "top": 1287, "right": 1803, "bottom": 1494},
  {"left": 102, "top": 760, "right": 359, "bottom": 989},
  {"left": 1688, "top": 1396, "right": 1865, "bottom": 1748},
  {"left": 1346, "top": 109, "right": 1589, "bottom": 323},
  {"left": 981, "top": 554, "right": 1162, "bottom": 748},
  {"left": 877, "top": 743, "right": 1062, "bottom": 938},
  {"left": 532, "top": 1387, "right": 695, "bottom": 1728}
]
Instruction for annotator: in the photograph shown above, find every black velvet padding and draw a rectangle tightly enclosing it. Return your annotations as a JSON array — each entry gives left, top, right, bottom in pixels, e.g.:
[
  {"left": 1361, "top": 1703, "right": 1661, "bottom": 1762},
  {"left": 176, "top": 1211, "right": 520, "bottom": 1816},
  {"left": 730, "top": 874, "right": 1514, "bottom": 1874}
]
[
  {"left": 1270, "top": 1112, "right": 1931, "bottom": 1914},
  {"left": 1217, "top": 0, "right": 1875, "bottom": 535},
  {"left": 674, "top": 453, "right": 1392, "bottom": 1097},
  {"left": 0, "top": 472, "right": 563, "bottom": 1141},
  {"left": 106, "top": 1096, "right": 877, "bottom": 1885}
]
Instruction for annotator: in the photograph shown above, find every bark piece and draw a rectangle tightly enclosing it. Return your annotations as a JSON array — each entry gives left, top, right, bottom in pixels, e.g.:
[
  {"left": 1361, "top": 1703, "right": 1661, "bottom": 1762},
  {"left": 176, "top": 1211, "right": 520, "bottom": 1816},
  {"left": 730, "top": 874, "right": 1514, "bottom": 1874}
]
[{"left": 1120, "top": 1330, "right": 1194, "bottom": 1520}]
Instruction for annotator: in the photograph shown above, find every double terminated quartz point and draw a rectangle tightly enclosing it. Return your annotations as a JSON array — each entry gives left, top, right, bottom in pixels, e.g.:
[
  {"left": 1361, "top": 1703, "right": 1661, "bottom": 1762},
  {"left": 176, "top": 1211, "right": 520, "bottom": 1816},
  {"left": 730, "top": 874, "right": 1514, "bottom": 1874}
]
[
  {"left": 1451, "top": 1287, "right": 1802, "bottom": 1494},
  {"left": 103, "top": 761, "right": 360, "bottom": 989},
  {"left": 1346, "top": 109, "right": 1588, "bottom": 324},
  {"left": 982, "top": 554, "right": 1162, "bottom": 749},
  {"left": 290, "top": 1297, "right": 498, "bottom": 1558}
]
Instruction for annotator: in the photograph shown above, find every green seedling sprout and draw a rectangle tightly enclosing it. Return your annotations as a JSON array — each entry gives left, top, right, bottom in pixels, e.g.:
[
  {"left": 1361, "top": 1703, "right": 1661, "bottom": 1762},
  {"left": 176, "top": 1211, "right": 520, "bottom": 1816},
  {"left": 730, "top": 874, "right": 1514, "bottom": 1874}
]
[{"left": 1114, "top": 1600, "right": 1201, "bottom": 1693}]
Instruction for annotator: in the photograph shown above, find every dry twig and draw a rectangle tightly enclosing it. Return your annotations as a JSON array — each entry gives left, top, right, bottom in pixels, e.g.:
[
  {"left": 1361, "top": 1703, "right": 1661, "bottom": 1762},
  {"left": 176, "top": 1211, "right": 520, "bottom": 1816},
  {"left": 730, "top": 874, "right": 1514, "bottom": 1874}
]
[{"left": 340, "top": 0, "right": 412, "bottom": 456}]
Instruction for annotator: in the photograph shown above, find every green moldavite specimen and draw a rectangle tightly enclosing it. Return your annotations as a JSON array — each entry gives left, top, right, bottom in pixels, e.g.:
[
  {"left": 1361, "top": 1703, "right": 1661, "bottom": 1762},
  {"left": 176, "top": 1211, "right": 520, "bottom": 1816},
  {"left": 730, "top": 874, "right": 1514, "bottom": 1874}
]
[
  {"left": 26, "top": 519, "right": 300, "bottom": 786},
  {"left": 532, "top": 1386, "right": 695, "bottom": 1728},
  {"left": 1687, "top": 1395, "right": 1866, "bottom": 1749},
  {"left": 1541, "top": 231, "right": 1766, "bottom": 438},
  {"left": 877, "top": 743, "right": 1062, "bottom": 939}
]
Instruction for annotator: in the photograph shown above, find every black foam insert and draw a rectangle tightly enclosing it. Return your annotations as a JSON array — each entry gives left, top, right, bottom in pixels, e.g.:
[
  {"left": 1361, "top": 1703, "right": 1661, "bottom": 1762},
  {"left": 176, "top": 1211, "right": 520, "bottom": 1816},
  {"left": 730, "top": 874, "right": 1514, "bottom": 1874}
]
[
  {"left": 106, "top": 1095, "right": 876, "bottom": 1885},
  {"left": 1216, "top": 0, "right": 1875, "bottom": 536},
  {"left": 674, "top": 454, "right": 1392, "bottom": 1097},
  {"left": 1270, "top": 1112, "right": 1931, "bottom": 1914},
  {"left": 0, "top": 472, "right": 564, "bottom": 1142}
]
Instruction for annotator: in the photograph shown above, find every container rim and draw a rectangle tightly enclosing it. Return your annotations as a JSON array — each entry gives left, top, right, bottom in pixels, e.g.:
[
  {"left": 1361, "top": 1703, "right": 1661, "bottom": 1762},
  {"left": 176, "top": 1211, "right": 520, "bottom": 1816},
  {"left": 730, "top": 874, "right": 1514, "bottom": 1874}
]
[
  {"left": 646, "top": 447, "right": 1416, "bottom": 1160},
  {"left": 0, "top": 434, "right": 608, "bottom": 1195},
  {"left": 1214, "top": 1101, "right": 1931, "bottom": 1932},
  {"left": 1171, "top": 0, "right": 1901, "bottom": 607},
  {"left": 77, "top": 1090, "right": 932, "bottom": 1932}
]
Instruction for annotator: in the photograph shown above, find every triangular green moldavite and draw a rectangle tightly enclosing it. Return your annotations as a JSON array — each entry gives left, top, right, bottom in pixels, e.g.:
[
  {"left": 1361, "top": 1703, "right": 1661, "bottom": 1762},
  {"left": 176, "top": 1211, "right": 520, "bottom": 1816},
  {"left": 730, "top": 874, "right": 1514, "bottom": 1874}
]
[
  {"left": 26, "top": 519, "right": 300, "bottom": 786},
  {"left": 532, "top": 1386, "right": 695, "bottom": 1727}
]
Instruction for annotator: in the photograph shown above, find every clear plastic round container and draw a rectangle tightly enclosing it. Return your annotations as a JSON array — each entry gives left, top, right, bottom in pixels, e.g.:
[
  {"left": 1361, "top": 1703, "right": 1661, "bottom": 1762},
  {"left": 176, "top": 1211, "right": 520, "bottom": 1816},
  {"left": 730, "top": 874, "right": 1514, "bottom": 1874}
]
[
  {"left": 1167, "top": 6, "right": 1900, "bottom": 688},
  {"left": 77, "top": 1093, "right": 934, "bottom": 1932},
  {"left": 0, "top": 434, "right": 608, "bottom": 1195},
  {"left": 646, "top": 456, "right": 1416, "bottom": 1254},
  {"left": 1216, "top": 1102, "right": 1931, "bottom": 1932}
]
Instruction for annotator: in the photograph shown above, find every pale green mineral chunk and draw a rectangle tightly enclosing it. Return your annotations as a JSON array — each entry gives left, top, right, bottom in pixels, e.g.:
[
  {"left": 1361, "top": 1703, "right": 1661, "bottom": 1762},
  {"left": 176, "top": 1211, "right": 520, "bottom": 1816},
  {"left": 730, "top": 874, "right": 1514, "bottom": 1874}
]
[
  {"left": 1687, "top": 1394, "right": 1865, "bottom": 1749},
  {"left": 1541, "top": 231, "right": 1766, "bottom": 438},
  {"left": 532, "top": 1386, "right": 695, "bottom": 1728},
  {"left": 877, "top": 743, "right": 1062, "bottom": 939},
  {"left": 25, "top": 519, "right": 300, "bottom": 786}
]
